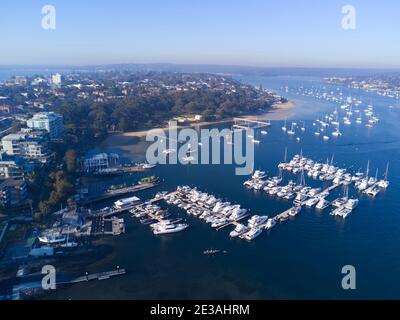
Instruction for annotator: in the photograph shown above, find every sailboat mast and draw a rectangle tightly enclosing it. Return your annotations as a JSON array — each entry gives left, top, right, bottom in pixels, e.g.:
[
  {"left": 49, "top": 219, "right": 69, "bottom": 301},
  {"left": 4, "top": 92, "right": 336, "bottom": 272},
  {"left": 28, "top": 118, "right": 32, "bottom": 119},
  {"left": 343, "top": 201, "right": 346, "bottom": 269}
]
[{"left": 385, "top": 162, "right": 389, "bottom": 180}]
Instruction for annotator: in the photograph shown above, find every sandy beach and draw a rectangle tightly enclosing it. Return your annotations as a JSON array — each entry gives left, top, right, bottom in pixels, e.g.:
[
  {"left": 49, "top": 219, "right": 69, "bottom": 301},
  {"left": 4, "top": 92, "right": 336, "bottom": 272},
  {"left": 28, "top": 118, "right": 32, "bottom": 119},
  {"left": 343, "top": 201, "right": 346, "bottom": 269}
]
[
  {"left": 101, "top": 100, "right": 296, "bottom": 148},
  {"left": 243, "top": 100, "right": 296, "bottom": 121}
]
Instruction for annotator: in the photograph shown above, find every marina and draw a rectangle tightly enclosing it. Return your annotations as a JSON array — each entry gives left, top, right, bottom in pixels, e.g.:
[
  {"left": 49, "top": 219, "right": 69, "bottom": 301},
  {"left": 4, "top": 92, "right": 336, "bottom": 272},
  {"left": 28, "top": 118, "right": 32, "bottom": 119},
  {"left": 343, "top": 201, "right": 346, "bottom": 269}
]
[{"left": 20, "top": 74, "right": 400, "bottom": 300}]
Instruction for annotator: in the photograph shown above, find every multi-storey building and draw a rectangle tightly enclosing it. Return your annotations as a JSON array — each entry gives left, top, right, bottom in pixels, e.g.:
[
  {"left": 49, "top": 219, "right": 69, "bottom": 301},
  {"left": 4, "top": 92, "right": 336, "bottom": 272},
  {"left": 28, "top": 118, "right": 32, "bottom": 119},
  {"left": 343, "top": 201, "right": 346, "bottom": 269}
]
[{"left": 27, "top": 112, "right": 63, "bottom": 140}]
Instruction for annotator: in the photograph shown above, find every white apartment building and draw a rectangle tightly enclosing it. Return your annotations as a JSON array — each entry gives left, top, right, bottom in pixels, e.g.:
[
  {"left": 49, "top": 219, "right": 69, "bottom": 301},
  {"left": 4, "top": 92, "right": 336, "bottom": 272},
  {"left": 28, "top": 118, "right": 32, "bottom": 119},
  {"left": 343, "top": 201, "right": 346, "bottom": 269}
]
[
  {"left": 27, "top": 112, "right": 64, "bottom": 140},
  {"left": 1, "top": 132, "right": 50, "bottom": 163}
]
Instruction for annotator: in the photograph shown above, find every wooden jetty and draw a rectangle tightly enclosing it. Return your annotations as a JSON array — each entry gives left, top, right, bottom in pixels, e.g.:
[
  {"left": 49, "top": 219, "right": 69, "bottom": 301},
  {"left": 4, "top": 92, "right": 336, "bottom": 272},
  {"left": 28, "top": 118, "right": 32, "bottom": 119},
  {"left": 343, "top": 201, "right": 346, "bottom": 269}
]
[{"left": 215, "top": 214, "right": 250, "bottom": 231}]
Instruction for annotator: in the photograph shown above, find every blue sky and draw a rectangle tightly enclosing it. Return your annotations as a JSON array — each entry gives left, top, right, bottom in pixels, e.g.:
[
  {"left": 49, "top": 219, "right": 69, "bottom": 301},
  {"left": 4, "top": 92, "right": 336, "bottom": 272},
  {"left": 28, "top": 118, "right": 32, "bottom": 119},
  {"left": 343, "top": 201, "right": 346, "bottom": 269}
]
[{"left": 1, "top": 0, "right": 400, "bottom": 68}]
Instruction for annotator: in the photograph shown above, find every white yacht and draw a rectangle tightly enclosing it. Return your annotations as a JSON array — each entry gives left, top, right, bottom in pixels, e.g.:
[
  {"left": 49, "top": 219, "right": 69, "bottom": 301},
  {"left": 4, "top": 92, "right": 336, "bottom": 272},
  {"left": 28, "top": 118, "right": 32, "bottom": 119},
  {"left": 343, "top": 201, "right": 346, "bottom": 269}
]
[
  {"left": 248, "top": 215, "right": 269, "bottom": 228},
  {"left": 38, "top": 233, "right": 66, "bottom": 245},
  {"left": 142, "top": 163, "right": 156, "bottom": 169},
  {"left": 211, "top": 218, "right": 228, "bottom": 228},
  {"left": 229, "top": 224, "right": 249, "bottom": 238},
  {"left": 316, "top": 198, "right": 330, "bottom": 210},
  {"left": 288, "top": 206, "right": 301, "bottom": 216},
  {"left": 307, "top": 188, "right": 321, "bottom": 197},
  {"left": 243, "top": 227, "right": 262, "bottom": 241},
  {"left": 294, "top": 193, "right": 308, "bottom": 204},
  {"left": 153, "top": 222, "right": 189, "bottom": 235},
  {"left": 230, "top": 208, "right": 247, "bottom": 221},
  {"left": 265, "top": 219, "right": 276, "bottom": 230},
  {"left": 344, "top": 198, "right": 359, "bottom": 210},
  {"left": 305, "top": 197, "right": 319, "bottom": 207},
  {"left": 252, "top": 170, "right": 267, "bottom": 180},
  {"left": 114, "top": 196, "right": 141, "bottom": 209}
]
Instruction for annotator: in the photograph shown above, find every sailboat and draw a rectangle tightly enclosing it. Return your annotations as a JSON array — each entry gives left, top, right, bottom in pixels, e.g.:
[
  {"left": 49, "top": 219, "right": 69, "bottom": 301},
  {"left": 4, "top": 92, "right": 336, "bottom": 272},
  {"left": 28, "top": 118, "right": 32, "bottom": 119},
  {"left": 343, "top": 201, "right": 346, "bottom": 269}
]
[
  {"left": 332, "top": 123, "right": 342, "bottom": 137},
  {"left": 282, "top": 120, "right": 287, "bottom": 132},
  {"left": 357, "top": 160, "right": 370, "bottom": 191},
  {"left": 278, "top": 147, "right": 288, "bottom": 169},
  {"left": 287, "top": 123, "right": 295, "bottom": 135},
  {"left": 378, "top": 163, "right": 390, "bottom": 189},
  {"left": 314, "top": 124, "right": 321, "bottom": 136}
]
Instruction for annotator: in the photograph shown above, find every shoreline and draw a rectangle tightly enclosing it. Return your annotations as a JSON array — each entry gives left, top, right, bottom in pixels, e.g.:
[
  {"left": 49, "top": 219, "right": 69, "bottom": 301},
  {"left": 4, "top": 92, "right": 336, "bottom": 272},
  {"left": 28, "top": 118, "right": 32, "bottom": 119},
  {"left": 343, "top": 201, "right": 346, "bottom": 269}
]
[{"left": 101, "top": 100, "right": 296, "bottom": 145}]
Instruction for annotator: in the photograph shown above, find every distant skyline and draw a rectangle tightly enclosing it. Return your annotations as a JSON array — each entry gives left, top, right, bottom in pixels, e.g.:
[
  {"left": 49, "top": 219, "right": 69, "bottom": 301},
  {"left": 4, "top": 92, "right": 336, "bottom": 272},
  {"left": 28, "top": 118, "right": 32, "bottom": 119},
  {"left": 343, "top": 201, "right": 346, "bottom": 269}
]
[{"left": 1, "top": 0, "right": 400, "bottom": 68}]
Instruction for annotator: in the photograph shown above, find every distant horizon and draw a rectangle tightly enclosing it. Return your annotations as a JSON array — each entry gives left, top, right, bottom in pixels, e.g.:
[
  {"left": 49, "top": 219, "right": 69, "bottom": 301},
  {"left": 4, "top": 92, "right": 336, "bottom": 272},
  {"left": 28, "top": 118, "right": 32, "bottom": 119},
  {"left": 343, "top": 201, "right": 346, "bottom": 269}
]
[
  {"left": 1, "top": 62, "right": 400, "bottom": 72},
  {"left": 2, "top": 1, "right": 400, "bottom": 68}
]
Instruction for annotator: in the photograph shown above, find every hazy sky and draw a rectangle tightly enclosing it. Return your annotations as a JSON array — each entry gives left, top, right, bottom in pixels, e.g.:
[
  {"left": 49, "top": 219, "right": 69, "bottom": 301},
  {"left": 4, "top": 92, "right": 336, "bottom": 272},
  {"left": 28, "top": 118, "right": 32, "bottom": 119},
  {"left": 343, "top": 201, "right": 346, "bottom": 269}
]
[{"left": 1, "top": 0, "right": 400, "bottom": 68}]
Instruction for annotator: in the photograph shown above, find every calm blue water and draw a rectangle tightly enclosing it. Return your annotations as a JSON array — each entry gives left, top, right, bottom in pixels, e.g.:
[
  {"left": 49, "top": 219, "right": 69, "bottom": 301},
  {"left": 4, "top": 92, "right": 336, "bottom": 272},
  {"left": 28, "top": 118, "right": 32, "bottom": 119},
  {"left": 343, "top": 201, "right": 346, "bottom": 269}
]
[{"left": 46, "top": 75, "right": 400, "bottom": 299}]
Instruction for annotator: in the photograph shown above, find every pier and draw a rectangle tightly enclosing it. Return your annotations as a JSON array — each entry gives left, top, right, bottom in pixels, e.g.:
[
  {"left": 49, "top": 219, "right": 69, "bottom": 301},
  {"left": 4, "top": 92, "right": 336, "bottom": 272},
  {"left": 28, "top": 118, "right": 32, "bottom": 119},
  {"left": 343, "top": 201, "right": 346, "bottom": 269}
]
[
  {"left": 12, "top": 268, "right": 127, "bottom": 300},
  {"left": 215, "top": 214, "right": 250, "bottom": 230},
  {"left": 273, "top": 207, "right": 296, "bottom": 223},
  {"left": 68, "top": 268, "right": 126, "bottom": 283},
  {"left": 232, "top": 118, "right": 272, "bottom": 130},
  {"left": 79, "top": 182, "right": 158, "bottom": 205},
  {"left": 85, "top": 165, "right": 147, "bottom": 177}
]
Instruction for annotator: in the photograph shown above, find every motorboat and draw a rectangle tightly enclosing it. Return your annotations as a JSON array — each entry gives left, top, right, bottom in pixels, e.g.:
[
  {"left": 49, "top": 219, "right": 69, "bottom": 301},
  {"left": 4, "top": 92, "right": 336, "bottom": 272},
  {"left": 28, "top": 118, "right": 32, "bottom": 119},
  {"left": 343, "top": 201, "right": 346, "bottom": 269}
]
[
  {"left": 305, "top": 197, "right": 319, "bottom": 207},
  {"left": 316, "top": 198, "right": 330, "bottom": 210},
  {"left": 252, "top": 170, "right": 267, "bottom": 180},
  {"left": 153, "top": 222, "right": 189, "bottom": 235},
  {"left": 229, "top": 224, "right": 249, "bottom": 238},
  {"left": 243, "top": 227, "right": 262, "bottom": 241},
  {"left": 142, "top": 163, "right": 156, "bottom": 169},
  {"left": 230, "top": 208, "right": 248, "bottom": 220},
  {"left": 114, "top": 196, "right": 141, "bottom": 209},
  {"left": 248, "top": 215, "right": 269, "bottom": 228},
  {"left": 38, "top": 233, "right": 66, "bottom": 245},
  {"left": 294, "top": 193, "right": 308, "bottom": 204},
  {"left": 288, "top": 206, "right": 301, "bottom": 216},
  {"left": 264, "top": 219, "right": 276, "bottom": 230},
  {"left": 211, "top": 218, "right": 229, "bottom": 228}
]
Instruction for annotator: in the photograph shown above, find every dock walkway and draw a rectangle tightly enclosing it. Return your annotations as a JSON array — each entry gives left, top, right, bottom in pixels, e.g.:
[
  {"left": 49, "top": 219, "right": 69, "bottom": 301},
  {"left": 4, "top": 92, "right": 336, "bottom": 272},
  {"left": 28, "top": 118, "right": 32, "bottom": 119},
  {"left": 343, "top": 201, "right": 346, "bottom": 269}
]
[
  {"left": 69, "top": 268, "right": 126, "bottom": 283},
  {"left": 79, "top": 182, "right": 158, "bottom": 205}
]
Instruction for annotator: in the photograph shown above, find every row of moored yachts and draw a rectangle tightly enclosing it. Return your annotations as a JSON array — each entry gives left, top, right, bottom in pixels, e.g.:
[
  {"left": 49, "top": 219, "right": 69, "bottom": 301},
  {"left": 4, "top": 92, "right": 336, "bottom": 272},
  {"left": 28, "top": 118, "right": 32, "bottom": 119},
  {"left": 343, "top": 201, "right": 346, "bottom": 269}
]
[
  {"left": 130, "top": 200, "right": 189, "bottom": 235},
  {"left": 163, "top": 186, "right": 276, "bottom": 240},
  {"left": 243, "top": 154, "right": 389, "bottom": 219}
]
